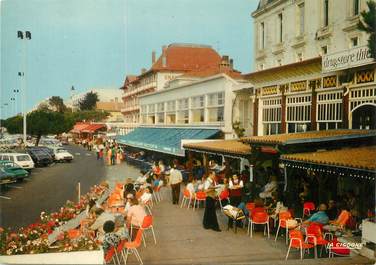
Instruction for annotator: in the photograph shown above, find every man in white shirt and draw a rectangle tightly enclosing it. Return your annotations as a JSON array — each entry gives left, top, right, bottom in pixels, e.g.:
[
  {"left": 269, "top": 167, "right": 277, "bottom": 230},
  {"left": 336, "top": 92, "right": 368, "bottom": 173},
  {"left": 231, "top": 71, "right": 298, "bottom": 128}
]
[{"left": 168, "top": 166, "right": 183, "bottom": 204}]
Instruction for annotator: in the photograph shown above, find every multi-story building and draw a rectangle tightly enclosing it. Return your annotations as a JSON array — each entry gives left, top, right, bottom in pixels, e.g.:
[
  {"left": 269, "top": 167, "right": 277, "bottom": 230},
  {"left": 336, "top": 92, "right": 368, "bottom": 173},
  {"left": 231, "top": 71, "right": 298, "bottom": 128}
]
[
  {"left": 117, "top": 57, "right": 253, "bottom": 156},
  {"left": 246, "top": 0, "right": 375, "bottom": 136},
  {"left": 120, "top": 43, "right": 223, "bottom": 134}
]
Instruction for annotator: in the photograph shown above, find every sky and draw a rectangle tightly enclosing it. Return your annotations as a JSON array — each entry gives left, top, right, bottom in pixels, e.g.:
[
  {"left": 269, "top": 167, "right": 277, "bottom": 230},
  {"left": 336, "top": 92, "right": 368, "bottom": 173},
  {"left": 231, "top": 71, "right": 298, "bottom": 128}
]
[{"left": 1, "top": 0, "right": 258, "bottom": 118}]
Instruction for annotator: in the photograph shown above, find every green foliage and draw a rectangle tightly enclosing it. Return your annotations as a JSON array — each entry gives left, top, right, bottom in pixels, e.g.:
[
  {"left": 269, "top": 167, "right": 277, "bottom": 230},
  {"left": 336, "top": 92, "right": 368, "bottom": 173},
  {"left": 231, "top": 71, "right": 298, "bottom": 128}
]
[
  {"left": 3, "top": 116, "right": 23, "bottom": 134},
  {"left": 49, "top": 96, "right": 67, "bottom": 113},
  {"left": 232, "top": 121, "right": 245, "bottom": 138},
  {"left": 358, "top": 1, "right": 376, "bottom": 59},
  {"left": 78, "top": 92, "right": 99, "bottom": 111}
]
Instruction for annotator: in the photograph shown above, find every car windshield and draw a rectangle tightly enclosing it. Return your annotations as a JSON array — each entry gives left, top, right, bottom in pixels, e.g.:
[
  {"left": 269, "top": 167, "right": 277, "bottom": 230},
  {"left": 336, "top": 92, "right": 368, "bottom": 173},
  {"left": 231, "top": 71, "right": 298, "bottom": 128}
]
[
  {"left": 16, "top": 155, "right": 31, "bottom": 161},
  {"left": 56, "top": 149, "right": 67, "bottom": 153}
]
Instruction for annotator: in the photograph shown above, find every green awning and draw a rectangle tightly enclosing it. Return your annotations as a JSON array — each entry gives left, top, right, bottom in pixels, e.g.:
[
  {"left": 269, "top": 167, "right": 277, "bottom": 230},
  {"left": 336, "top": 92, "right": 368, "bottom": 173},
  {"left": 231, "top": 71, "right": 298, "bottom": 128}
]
[{"left": 116, "top": 127, "right": 220, "bottom": 156}]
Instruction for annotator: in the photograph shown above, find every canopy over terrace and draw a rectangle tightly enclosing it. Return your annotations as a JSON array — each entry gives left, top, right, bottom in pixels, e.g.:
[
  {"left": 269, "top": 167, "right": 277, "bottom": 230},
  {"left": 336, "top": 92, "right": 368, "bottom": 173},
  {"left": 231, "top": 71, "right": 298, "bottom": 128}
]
[
  {"left": 281, "top": 146, "right": 376, "bottom": 180},
  {"left": 116, "top": 127, "right": 220, "bottom": 156},
  {"left": 241, "top": 129, "right": 376, "bottom": 154},
  {"left": 183, "top": 140, "right": 251, "bottom": 159}
]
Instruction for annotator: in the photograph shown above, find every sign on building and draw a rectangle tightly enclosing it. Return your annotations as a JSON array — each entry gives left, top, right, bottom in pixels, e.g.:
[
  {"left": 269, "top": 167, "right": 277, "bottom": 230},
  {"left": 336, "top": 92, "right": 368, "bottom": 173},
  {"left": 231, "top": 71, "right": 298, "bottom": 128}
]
[{"left": 322, "top": 45, "right": 375, "bottom": 73}]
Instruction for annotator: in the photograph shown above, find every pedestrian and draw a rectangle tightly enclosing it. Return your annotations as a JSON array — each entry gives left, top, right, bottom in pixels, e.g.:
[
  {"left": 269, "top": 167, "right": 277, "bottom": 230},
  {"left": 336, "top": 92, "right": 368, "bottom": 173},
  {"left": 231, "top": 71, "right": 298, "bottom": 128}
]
[
  {"left": 94, "top": 145, "right": 100, "bottom": 160},
  {"left": 106, "top": 147, "right": 112, "bottom": 166},
  {"left": 111, "top": 146, "right": 116, "bottom": 165},
  {"left": 168, "top": 165, "right": 183, "bottom": 205},
  {"left": 203, "top": 171, "right": 221, "bottom": 232}
]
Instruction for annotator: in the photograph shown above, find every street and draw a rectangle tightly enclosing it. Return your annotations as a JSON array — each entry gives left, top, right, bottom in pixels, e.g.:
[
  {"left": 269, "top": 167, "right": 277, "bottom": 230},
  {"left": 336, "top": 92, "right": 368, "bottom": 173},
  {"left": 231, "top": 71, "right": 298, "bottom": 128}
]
[{"left": 0, "top": 145, "right": 139, "bottom": 229}]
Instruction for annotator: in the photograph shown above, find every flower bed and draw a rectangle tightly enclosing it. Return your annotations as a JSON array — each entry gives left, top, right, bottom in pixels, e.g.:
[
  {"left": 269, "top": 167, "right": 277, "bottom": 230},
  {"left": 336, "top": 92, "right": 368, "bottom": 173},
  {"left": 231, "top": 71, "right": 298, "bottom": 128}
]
[{"left": 0, "top": 184, "right": 107, "bottom": 256}]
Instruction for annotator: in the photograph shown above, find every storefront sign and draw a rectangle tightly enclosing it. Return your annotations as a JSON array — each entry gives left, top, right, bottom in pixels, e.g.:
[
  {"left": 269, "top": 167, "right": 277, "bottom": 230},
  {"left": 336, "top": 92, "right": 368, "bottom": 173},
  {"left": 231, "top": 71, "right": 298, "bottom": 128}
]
[{"left": 322, "top": 45, "right": 375, "bottom": 73}]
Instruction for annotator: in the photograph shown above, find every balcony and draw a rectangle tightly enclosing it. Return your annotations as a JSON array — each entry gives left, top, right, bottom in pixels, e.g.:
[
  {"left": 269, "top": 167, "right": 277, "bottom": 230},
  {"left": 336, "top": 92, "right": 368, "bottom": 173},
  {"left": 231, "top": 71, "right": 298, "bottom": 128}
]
[
  {"left": 121, "top": 105, "right": 139, "bottom": 113},
  {"left": 122, "top": 82, "right": 157, "bottom": 98}
]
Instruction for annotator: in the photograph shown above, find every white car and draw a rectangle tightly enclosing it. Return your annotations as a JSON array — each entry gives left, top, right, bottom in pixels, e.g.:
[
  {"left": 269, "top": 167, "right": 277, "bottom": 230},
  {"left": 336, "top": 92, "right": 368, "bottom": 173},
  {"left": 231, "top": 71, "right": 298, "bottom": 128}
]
[
  {"left": 0, "top": 153, "right": 35, "bottom": 170},
  {"left": 53, "top": 148, "right": 74, "bottom": 162}
]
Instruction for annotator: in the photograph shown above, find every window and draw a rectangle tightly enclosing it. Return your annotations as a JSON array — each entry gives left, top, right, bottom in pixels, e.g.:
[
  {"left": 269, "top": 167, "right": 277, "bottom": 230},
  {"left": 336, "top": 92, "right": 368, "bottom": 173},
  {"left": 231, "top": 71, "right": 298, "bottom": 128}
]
[
  {"left": 286, "top": 95, "right": 312, "bottom": 133},
  {"left": 278, "top": 13, "right": 283, "bottom": 43},
  {"left": 298, "top": 3, "right": 305, "bottom": 35},
  {"left": 166, "top": 100, "right": 176, "bottom": 124},
  {"left": 177, "top": 98, "right": 189, "bottom": 124},
  {"left": 317, "top": 91, "right": 343, "bottom": 130},
  {"left": 351, "top": 37, "right": 358, "bottom": 47},
  {"left": 324, "top": 0, "right": 329, "bottom": 26},
  {"left": 321, "top": 46, "right": 328, "bottom": 55},
  {"left": 207, "top": 92, "right": 225, "bottom": 122},
  {"left": 260, "top": 22, "right": 265, "bottom": 49},
  {"left": 157, "top": 103, "right": 165, "bottom": 124},
  {"left": 262, "top": 98, "right": 282, "bottom": 135},
  {"left": 353, "top": 0, "right": 359, "bottom": 15},
  {"left": 147, "top": 104, "right": 155, "bottom": 124},
  {"left": 191, "top": 96, "right": 205, "bottom": 123}
]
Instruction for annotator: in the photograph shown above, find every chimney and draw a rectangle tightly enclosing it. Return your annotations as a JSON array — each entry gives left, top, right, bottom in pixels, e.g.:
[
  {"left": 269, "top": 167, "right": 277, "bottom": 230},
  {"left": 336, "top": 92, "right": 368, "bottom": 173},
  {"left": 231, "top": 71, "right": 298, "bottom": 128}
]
[
  {"left": 152, "top": 50, "right": 156, "bottom": 64},
  {"left": 141, "top": 68, "right": 147, "bottom": 74},
  {"left": 229, "top": 59, "right": 234, "bottom": 70},
  {"left": 162, "top": 46, "right": 167, "bottom": 68},
  {"left": 219, "top": 55, "right": 230, "bottom": 71}
]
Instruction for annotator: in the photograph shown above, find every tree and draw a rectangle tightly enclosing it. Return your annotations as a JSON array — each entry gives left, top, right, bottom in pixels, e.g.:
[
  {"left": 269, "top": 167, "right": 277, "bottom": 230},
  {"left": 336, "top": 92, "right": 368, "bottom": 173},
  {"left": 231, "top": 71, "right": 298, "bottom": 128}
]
[
  {"left": 3, "top": 110, "right": 70, "bottom": 146},
  {"left": 358, "top": 1, "right": 376, "bottom": 59},
  {"left": 49, "top": 96, "right": 67, "bottom": 113},
  {"left": 78, "top": 92, "right": 99, "bottom": 111}
]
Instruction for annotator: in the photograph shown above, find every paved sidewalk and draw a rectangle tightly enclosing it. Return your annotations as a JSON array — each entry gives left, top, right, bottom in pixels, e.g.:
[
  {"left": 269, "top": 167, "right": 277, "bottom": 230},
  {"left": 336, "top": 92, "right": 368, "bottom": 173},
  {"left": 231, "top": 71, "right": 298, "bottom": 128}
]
[{"left": 125, "top": 187, "right": 373, "bottom": 265}]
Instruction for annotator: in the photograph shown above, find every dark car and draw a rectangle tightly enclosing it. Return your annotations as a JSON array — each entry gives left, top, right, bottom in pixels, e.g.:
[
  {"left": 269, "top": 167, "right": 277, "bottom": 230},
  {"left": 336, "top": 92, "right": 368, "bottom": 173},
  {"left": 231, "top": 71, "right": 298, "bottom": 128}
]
[
  {"left": 28, "top": 146, "right": 55, "bottom": 160},
  {"left": 0, "top": 168, "right": 17, "bottom": 185},
  {"left": 26, "top": 148, "right": 53, "bottom": 167},
  {"left": 0, "top": 160, "right": 29, "bottom": 182}
]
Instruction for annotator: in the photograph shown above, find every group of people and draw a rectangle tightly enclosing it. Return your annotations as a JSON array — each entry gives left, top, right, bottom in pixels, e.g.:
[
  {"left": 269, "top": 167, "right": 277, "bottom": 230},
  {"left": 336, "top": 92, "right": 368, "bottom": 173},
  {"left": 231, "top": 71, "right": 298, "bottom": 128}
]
[{"left": 82, "top": 179, "right": 153, "bottom": 255}]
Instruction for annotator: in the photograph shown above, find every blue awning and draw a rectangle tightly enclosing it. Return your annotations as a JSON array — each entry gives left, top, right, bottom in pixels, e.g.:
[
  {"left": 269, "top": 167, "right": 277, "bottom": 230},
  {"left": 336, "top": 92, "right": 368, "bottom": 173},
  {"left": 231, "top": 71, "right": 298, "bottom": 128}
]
[{"left": 116, "top": 127, "right": 220, "bottom": 156}]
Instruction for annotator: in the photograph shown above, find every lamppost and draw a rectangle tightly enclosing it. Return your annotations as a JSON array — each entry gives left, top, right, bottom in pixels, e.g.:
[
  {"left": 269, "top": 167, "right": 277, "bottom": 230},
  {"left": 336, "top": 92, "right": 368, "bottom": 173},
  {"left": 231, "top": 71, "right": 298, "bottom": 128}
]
[
  {"left": 17, "top": 30, "right": 31, "bottom": 145},
  {"left": 13, "top": 89, "right": 20, "bottom": 115},
  {"left": 10, "top": 97, "right": 16, "bottom": 115}
]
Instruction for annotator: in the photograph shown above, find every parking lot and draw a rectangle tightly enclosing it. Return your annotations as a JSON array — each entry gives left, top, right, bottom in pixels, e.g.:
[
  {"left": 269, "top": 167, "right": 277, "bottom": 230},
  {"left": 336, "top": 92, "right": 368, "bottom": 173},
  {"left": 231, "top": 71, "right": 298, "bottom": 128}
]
[{"left": 0, "top": 145, "right": 107, "bottom": 229}]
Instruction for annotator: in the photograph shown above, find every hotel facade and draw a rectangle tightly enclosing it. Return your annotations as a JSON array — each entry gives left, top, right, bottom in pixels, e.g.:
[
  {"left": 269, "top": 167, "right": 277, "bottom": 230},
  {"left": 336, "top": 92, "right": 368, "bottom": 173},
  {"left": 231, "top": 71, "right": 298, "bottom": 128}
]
[{"left": 246, "top": 0, "right": 375, "bottom": 136}]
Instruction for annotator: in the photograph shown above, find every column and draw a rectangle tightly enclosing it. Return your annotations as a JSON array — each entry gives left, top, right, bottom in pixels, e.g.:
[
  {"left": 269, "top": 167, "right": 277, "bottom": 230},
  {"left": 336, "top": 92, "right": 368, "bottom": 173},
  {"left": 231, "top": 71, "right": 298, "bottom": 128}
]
[
  {"left": 252, "top": 98, "right": 259, "bottom": 136},
  {"left": 343, "top": 88, "right": 349, "bottom": 129}
]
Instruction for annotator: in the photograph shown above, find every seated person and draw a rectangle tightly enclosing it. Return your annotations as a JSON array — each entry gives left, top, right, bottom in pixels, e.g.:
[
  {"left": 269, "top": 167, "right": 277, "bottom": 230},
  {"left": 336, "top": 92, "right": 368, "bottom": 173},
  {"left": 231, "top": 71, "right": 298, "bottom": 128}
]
[
  {"left": 326, "top": 200, "right": 338, "bottom": 221},
  {"left": 259, "top": 175, "right": 278, "bottom": 199},
  {"left": 102, "top": 220, "right": 120, "bottom": 253},
  {"left": 186, "top": 178, "right": 197, "bottom": 197},
  {"left": 140, "top": 186, "right": 153, "bottom": 204},
  {"left": 303, "top": 203, "right": 329, "bottom": 225},
  {"left": 127, "top": 198, "right": 147, "bottom": 228},
  {"left": 135, "top": 170, "right": 148, "bottom": 184}
]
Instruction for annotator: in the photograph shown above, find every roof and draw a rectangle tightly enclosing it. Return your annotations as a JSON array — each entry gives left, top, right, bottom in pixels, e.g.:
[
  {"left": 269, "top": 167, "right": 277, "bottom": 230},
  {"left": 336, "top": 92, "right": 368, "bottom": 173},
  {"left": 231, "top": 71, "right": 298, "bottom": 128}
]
[
  {"left": 151, "top": 44, "right": 221, "bottom": 72},
  {"left": 183, "top": 140, "right": 251, "bottom": 156},
  {"left": 70, "top": 123, "right": 91, "bottom": 133},
  {"left": 242, "top": 130, "right": 376, "bottom": 145},
  {"left": 281, "top": 146, "right": 376, "bottom": 171},
  {"left": 180, "top": 66, "right": 244, "bottom": 80}
]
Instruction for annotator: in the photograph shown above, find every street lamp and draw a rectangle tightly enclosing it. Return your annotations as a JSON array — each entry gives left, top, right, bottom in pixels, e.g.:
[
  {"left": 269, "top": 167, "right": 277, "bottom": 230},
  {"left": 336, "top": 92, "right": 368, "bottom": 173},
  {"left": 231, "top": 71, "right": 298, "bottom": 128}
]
[
  {"left": 13, "top": 89, "right": 20, "bottom": 115},
  {"left": 17, "top": 30, "right": 31, "bottom": 145},
  {"left": 10, "top": 97, "right": 16, "bottom": 115}
]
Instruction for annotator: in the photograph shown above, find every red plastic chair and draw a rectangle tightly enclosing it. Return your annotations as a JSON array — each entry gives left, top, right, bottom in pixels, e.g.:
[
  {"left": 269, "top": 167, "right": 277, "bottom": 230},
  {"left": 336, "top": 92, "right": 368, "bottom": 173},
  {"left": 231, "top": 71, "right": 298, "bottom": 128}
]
[
  {"left": 124, "top": 229, "right": 144, "bottom": 264},
  {"left": 67, "top": 229, "right": 81, "bottom": 239},
  {"left": 249, "top": 211, "right": 270, "bottom": 238},
  {"left": 285, "top": 230, "right": 314, "bottom": 260},
  {"left": 305, "top": 223, "right": 329, "bottom": 258},
  {"left": 104, "top": 246, "right": 117, "bottom": 264},
  {"left": 246, "top": 202, "right": 256, "bottom": 212},
  {"left": 193, "top": 191, "right": 206, "bottom": 211},
  {"left": 115, "top": 239, "right": 126, "bottom": 264},
  {"left": 275, "top": 211, "right": 300, "bottom": 244},
  {"left": 217, "top": 189, "right": 230, "bottom": 209},
  {"left": 302, "top": 202, "right": 315, "bottom": 218},
  {"left": 180, "top": 189, "right": 193, "bottom": 209},
  {"left": 141, "top": 215, "right": 156, "bottom": 247}
]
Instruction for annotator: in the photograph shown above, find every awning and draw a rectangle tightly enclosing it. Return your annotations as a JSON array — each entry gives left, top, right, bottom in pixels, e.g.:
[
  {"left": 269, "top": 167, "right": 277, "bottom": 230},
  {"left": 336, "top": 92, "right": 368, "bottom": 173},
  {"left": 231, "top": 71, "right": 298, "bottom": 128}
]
[
  {"left": 70, "top": 123, "right": 90, "bottom": 134},
  {"left": 183, "top": 140, "right": 251, "bottom": 158},
  {"left": 81, "top": 124, "right": 106, "bottom": 133},
  {"left": 116, "top": 127, "right": 220, "bottom": 156},
  {"left": 281, "top": 146, "right": 376, "bottom": 180}
]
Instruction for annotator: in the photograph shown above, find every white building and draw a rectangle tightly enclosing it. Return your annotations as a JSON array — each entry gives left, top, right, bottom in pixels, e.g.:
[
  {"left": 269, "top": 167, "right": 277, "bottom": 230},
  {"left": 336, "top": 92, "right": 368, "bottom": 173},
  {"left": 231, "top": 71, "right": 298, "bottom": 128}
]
[
  {"left": 117, "top": 58, "right": 254, "bottom": 156},
  {"left": 65, "top": 88, "right": 123, "bottom": 110},
  {"left": 245, "top": 0, "right": 375, "bottom": 136},
  {"left": 120, "top": 43, "right": 224, "bottom": 134}
]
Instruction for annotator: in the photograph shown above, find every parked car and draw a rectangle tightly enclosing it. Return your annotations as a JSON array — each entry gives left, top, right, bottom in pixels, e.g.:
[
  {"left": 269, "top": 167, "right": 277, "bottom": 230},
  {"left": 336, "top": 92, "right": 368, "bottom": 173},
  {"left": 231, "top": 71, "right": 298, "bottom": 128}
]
[
  {"left": 0, "top": 153, "right": 35, "bottom": 171},
  {"left": 26, "top": 149, "right": 53, "bottom": 167},
  {"left": 0, "top": 168, "right": 17, "bottom": 185},
  {"left": 0, "top": 160, "right": 29, "bottom": 182},
  {"left": 26, "top": 146, "right": 55, "bottom": 161},
  {"left": 52, "top": 147, "right": 74, "bottom": 162}
]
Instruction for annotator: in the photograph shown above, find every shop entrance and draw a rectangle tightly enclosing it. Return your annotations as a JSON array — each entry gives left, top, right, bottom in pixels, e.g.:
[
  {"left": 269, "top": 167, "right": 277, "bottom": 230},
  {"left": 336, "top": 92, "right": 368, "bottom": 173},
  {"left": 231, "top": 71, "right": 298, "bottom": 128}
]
[{"left": 352, "top": 104, "right": 376, "bottom": 130}]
